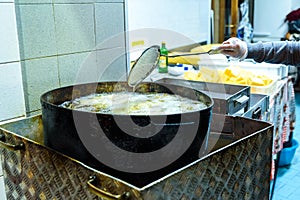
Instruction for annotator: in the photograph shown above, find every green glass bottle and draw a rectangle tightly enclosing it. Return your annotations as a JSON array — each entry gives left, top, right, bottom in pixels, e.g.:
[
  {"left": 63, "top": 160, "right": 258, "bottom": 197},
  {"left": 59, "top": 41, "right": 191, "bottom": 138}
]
[{"left": 158, "top": 42, "right": 168, "bottom": 73}]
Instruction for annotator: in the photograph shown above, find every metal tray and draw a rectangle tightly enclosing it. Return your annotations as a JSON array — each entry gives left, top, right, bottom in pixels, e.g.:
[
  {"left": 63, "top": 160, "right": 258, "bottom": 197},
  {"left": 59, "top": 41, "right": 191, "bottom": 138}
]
[
  {"left": 0, "top": 114, "right": 273, "bottom": 199},
  {"left": 242, "top": 94, "right": 270, "bottom": 121},
  {"left": 156, "top": 78, "right": 251, "bottom": 115}
]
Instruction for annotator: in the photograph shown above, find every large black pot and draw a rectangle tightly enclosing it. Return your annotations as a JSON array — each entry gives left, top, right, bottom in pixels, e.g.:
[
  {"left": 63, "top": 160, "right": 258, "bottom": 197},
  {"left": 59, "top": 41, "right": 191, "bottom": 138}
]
[{"left": 41, "top": 81, "right": 213, "bottom": 188}]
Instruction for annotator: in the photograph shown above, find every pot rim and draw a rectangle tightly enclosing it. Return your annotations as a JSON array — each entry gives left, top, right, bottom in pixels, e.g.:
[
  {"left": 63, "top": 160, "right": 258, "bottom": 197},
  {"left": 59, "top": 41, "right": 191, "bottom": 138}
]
[{"left": 40, "top": 81, "right": 214, "bottom": 116}]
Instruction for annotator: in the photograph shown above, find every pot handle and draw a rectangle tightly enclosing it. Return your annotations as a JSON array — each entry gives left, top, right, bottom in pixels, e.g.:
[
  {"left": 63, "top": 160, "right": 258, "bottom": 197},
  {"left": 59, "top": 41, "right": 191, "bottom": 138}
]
[
  {"left": 252, "top": 107, "right": 262, "bottom": 120},
  {"left": 0, "top": 133, "right": 24, "bottom": 151},
  {"left": 233, "top": 95, "right": 249, "bottom": 105},
  {"left": 87, "top": 175, "right": 130, "bottom": 200}
]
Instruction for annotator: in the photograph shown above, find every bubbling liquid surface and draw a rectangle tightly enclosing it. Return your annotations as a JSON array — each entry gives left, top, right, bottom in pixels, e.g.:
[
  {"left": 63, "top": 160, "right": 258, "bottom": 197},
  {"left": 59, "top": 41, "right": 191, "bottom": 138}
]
[{"left": 60, "top": 92, "right": 207, "bottom": 115}]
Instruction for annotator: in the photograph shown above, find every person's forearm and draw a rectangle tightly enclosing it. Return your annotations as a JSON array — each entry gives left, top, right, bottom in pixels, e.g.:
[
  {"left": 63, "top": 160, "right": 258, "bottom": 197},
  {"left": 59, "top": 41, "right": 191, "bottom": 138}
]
[{"left": 247, "top": 41, "right": 300, "bottom": 66}]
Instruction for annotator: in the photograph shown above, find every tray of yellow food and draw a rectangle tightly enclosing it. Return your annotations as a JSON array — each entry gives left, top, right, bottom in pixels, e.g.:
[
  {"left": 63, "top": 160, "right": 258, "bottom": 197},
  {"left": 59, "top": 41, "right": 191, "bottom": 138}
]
[
  {"left": 197, "top": 60, "right": 288, "bottom": 80},
  {"left": 183, "top": 65, "right": 277, "bottom": 96}
]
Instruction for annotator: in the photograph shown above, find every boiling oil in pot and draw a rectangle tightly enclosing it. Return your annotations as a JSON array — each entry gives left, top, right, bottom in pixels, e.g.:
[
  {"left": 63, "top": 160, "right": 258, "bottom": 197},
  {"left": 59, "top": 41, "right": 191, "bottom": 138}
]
[{"left": 59, "top": 92, "right": 208, "bottom": 115}]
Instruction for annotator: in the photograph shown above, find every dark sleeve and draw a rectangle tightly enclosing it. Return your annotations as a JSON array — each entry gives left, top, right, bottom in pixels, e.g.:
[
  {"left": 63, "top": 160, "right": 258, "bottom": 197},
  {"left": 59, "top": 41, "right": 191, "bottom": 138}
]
[{"left": 247, "top": 41, "right": 300, "bottom": 66}]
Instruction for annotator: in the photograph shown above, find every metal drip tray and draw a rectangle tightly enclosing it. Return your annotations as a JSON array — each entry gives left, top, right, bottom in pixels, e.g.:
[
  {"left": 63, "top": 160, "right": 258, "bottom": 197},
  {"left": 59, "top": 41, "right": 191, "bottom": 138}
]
[{"left": 0, "top": 114, "right": 273, "bottom": 199}]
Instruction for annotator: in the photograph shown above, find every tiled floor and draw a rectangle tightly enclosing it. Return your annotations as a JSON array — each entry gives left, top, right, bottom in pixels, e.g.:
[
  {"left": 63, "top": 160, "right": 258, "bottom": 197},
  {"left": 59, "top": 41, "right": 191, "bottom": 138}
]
[
  {"left": 0, "top": 93, "right": 300, "bottom": 199},
  {"left": 272, "top": 91, "right": 300, "bottom": 200}
]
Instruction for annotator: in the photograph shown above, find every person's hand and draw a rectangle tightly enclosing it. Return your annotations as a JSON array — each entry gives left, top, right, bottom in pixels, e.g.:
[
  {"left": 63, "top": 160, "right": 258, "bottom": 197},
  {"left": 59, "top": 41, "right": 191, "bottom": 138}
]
[{"left": 217, "top": 37, "right": 248, "bottom": 60}]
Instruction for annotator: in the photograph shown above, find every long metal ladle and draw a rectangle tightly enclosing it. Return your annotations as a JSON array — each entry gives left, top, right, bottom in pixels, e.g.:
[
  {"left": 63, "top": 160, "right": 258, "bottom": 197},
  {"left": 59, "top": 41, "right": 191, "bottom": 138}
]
[{"left": 127, "top": 45, "right": 220, "bottom": 87}]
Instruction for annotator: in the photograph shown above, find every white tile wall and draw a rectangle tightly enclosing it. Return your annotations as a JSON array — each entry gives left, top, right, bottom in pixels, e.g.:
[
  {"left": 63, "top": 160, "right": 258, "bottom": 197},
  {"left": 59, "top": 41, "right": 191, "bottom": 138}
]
[
  {"left": 0, "top": 1, "right": 24, "bottom": 122},
  {"left": 0, "top": 3, "right": 20, "bottom": 63},
  {"left": 0, "top": 62, "right": 25, "bottom": 121},
  {"left": 0, "top": 2, "right": 19, "bottom": 198},
  {"left": 58, "top": 51, "right": 97, "bottom": 86},
  {"left": 54, "top": 3, "right": 96, "bottom": 55},
  {"left": 16, "top": 4, "right": 57, "bottom": 60},
  {"left": 95, "top": 3, "right": 125, "bottom": 49},
  {"left": 54, "top": 0, "right": 94, "bottom": 3},
  {"left": 96, "top": 47, "right": 127, "bottom": 81},
  {"left": 16, "top": 0, "right": 52, "bottom": 3},
  {"left": 21, "top": 57, "right": 59, "bottom": 112},
  {"left": 95, "top": 0, "right": 124, "bottom": 2}
]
